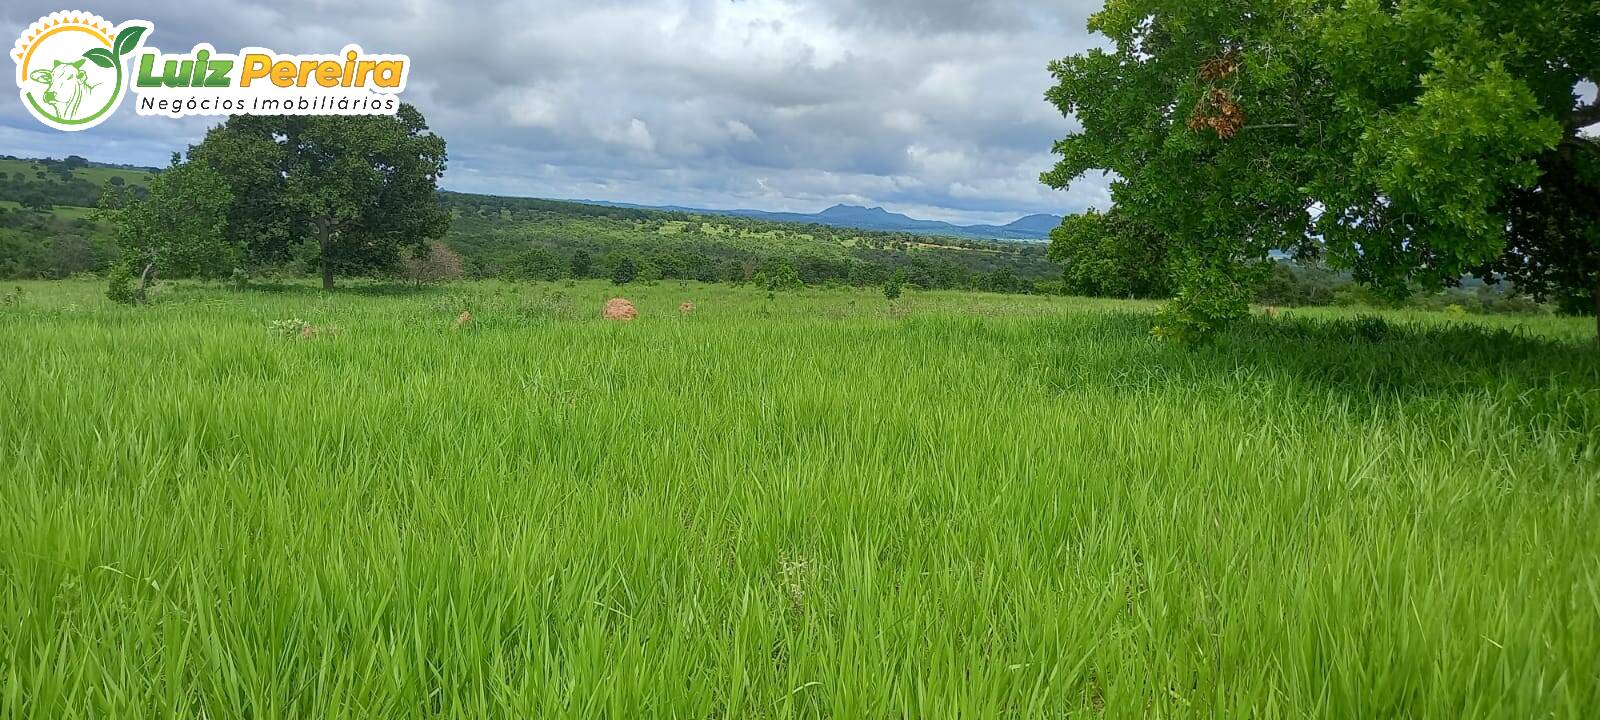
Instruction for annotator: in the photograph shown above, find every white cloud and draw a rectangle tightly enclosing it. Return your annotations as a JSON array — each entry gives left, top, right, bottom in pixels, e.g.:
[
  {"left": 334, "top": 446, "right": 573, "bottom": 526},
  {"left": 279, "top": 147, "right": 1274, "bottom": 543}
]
[
  {"left": 596, "top": 118, "right": 656, "bottom": 153},
  {"left": 503, "top": 89, "right": 561, "bottom": 129},
  {"left": 0, "top": 0, "right": 1109, "bottom": 224},
  {"left": 725, "top": 120, "right": 757, "bottom": 142}
]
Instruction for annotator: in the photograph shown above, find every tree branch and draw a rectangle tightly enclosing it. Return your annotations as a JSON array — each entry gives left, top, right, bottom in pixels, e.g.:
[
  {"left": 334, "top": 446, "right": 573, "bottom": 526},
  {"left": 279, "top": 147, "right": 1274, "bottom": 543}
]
[
  {"left": 1572, "top": 102, "right": 1600, "bottom": 130},
  {"left": 1563, "top": 134, "right": 1599, "bottom": 157}
]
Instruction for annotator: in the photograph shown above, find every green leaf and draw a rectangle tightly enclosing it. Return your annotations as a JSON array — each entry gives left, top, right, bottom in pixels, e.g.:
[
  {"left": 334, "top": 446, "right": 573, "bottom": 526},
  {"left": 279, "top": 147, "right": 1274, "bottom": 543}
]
[
  {"left": 113, "top": 26, "right": 147, "bottom": 57},
  {"left": 82, "top": 47, "right": 117, "bottom": 69}
]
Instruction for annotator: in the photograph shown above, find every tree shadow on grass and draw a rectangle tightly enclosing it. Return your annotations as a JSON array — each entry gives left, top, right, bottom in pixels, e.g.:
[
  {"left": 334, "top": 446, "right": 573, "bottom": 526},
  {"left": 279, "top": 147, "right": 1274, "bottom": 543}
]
[
  {"left": 1018, "top": 310, "right": 1600, "bottom": 459},
  {"left": 1203, "top": 314, "right": 1598, "bottom": 398},
  {"left": 1024, "top": 311, "right": 1598, "bottom": 435},
  {"left": 236, "top": 281, "right": 441, "bottom": 297}
]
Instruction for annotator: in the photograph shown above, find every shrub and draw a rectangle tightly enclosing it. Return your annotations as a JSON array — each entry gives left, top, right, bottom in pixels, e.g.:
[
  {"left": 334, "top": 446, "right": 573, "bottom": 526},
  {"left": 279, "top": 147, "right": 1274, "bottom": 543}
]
[
  {"left": 399, "top": 241, "right": 465, "bottom": 286},
  {"left": 612, "top": 258, "right": 638, "bottom": 285},
  {"left": 763, "top": 262, "right": 802, "bottom": 291},
  {"left": 518, "top": 290, "right": 574, "bottom": 322},
  {"left": 507, "top": 247, "right": 565, "bottom": 282},
  {"left": 1049, "top": 209, "right": 1169, "bottom": 299},
  {"left": 105, "top": 265, "right": 143, "bottom": 305},
  {"left": 268, "top": 318, "right": 312, "bottom": 338},
  {"left": 569, "top": 250, "right": 593, "bottom": 279}
]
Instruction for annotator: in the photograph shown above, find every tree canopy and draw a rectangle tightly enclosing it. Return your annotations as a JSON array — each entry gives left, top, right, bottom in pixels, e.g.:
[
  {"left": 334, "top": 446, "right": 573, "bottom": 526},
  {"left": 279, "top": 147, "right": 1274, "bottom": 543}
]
[
  {"left": 187, "top": 104, "right": 449, "bottom": 289},
  {"left": 1044, "top": 0, "right": 1599, "bottom": 340}
]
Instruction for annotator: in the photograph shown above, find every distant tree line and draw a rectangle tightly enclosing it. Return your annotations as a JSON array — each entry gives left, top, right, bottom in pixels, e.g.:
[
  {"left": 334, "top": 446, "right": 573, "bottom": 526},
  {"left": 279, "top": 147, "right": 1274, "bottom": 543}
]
[
  {"left": 0, "top": 205, "right": 116, "bottom": 279},
  {"left": 440, "top": 192, "right": 1061, "bottom": 294},
  {"left": 1, "top": 140, "right": 1065, "bottom": 298},
  {"left": 0, "top": 158, "right": 148, "bottom": 212}
]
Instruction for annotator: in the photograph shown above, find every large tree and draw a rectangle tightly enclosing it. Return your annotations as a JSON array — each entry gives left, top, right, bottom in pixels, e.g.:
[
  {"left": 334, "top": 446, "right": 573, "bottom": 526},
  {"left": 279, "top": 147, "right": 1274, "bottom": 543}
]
[
  {"left": 188, "top": 104, "right": 449, "bottom": 289},
  {"left": 1043, "top": 0, "right": 1599, "bottom": 340}
]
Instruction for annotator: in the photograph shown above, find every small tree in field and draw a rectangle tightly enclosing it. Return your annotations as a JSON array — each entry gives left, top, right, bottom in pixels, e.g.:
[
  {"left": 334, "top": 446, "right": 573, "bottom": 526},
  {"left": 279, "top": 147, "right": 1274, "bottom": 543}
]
[
  {"left": 883, "top": 275, "right": 903, "bottom": 301},
  {"left": 399, "top": 241, "right": 465, "bottom": 286},
  {"left": 103, "top": 155, "right": 234, "bottom": 304}
]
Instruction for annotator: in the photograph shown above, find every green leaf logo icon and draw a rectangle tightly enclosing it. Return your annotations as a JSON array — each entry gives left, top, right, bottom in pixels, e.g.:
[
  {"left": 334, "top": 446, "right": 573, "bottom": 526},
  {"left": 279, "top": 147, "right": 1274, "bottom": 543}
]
[
  {"left": 82, "top": 47, "right": 116, "bottom": 69},
  {"left": 113, "top": 26, "right": 147, "bottom": 57}
]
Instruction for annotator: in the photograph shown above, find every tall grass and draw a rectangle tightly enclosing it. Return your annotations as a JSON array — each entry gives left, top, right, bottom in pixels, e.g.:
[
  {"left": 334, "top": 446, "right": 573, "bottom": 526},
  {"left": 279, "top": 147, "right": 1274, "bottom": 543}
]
[{"left": 2, "top": 280, "right": 1597, "bottom": 718}]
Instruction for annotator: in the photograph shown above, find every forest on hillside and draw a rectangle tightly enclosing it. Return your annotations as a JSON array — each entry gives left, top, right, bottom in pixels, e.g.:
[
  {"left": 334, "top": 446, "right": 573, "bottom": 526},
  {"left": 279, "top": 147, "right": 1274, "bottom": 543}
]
[{"left": 0, "top": 155, "right": 1056, "bottom": 294}]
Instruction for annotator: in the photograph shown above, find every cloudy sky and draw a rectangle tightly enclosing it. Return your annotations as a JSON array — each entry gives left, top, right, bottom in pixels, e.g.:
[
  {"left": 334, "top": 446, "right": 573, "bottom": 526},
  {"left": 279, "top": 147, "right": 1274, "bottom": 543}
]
[{"left": 2, "top": 0, "right": 1111, "bottom": 225}]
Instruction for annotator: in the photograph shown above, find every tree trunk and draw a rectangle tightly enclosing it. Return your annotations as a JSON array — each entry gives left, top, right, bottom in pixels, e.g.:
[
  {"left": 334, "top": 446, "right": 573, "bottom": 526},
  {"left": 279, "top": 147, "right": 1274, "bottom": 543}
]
[
  {"left": 317, "top": 218, "right": 335, "bottom": 291},
  {"left": 1593, "top": 273, "right": 1599, "bottom": 342},
  {"left": 136, "top": 261, "right": 155, "bottom": 303}
]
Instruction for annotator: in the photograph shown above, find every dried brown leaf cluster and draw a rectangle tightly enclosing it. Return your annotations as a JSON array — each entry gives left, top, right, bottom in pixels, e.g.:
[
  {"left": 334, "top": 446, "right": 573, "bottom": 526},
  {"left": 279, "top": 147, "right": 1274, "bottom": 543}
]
[
  {"left": 1189, "top": 52, "right": 1246, "bottom": 139},
  {"left": 1189, "top": 88, "right": 1246, "bottom": 139}
]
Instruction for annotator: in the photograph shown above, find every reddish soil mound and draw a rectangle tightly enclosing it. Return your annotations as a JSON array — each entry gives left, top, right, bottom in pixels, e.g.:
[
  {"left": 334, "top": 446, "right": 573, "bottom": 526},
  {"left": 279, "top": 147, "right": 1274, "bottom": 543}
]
[{"left": 604, "top": 298, "right": 638, "bottom": 321}]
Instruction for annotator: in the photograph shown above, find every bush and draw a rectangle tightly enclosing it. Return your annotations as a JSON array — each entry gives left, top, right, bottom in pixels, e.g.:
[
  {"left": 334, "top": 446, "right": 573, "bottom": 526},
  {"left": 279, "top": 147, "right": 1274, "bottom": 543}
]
[
  {"left": 762, "top": 262, "right": 803, "bottom": 291},
  {"left": 105, "top": 264, "right": 143, "bottom": 305},
  {"left": 1049, "top": 209, "right": 1169, "bottom": 299},
  {"left": 569, "top": 250, "right": 593, "bottom": 279},
  {"left": 612, "top": 258, "right": 638, "bottom": 285},
  {"left": 399, "top": 241, "right": 465, "bottom": 286},
  {"left": 1152, "top": 257, "right": 1259, "bottom": 345},
  {"left": 507, "top": 247, "right": 566, "bottom": 282}
]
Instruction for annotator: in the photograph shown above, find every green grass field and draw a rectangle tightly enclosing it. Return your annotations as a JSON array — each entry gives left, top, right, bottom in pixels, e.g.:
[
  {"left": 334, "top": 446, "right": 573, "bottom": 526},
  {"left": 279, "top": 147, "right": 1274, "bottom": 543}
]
[
  {"left": 2, "top": 280, "right": 1597, "bottom": 718},
  {"left": 0, "top": 200, "right": 100, "bottom": 221},
  {"left": 0, "top": 158, "right": 154, "bottom": 188}
]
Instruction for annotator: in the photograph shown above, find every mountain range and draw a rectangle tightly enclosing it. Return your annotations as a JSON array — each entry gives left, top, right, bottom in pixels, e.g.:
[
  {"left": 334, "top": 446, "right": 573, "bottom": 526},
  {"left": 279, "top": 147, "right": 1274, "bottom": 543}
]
[{"left": 580, "top": 200, "right": 1062, "bottom": 241}]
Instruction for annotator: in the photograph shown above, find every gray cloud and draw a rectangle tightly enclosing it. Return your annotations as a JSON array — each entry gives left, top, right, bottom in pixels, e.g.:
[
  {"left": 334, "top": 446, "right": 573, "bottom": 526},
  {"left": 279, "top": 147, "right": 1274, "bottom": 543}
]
[{"left": 2, "top": 0, "right": 1110, "bottom": 224}]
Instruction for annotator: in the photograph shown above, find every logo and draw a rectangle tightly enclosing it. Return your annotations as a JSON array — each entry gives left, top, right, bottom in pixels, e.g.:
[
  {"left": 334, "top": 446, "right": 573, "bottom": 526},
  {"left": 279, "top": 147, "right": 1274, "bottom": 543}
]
[
  {"left": 11, "top": 11, "right": 148, "bottom": 131},
  {"left": 13, "top": 11, "right": 410, "bottom": 132}
]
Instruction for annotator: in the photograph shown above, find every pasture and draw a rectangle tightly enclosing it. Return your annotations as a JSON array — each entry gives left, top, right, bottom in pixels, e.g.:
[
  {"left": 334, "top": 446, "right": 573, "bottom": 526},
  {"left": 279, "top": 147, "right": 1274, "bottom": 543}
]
[
  {"left": 0, "top": 157, "right": 153, "bottom": 188},
  {"left": 1, "top": 280, "right": 1597, "bottom": 717}
]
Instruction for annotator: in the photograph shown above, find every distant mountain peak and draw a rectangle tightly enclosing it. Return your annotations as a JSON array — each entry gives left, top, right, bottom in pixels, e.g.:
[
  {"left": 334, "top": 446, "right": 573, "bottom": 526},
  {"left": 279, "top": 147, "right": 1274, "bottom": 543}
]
[
  {"left": 821, "top": 204, "right": 894, "bottom": 217},
  {"left": 575, "top": 198, "right": 1063, "bottom": 241},
  {"left": 1003, "top": 214, "right": 1065, "bottom": 233}
]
